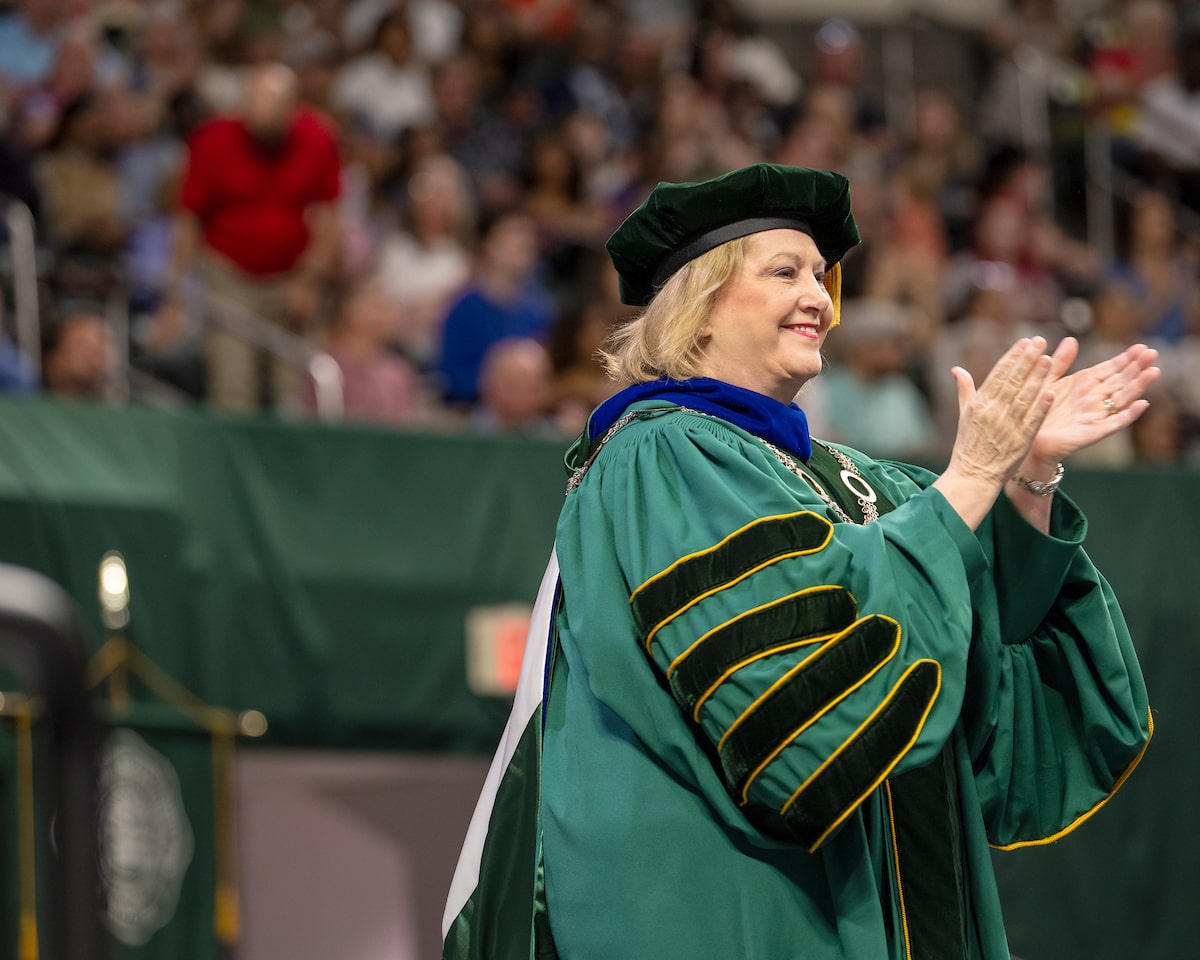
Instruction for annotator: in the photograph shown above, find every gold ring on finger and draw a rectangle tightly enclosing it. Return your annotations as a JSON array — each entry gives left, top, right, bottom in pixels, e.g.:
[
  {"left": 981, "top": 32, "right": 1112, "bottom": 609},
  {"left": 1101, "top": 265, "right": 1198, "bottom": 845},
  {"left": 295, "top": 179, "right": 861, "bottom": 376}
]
[{"left": 1103, "top": 396, "right": 1118, "bottom": 416}]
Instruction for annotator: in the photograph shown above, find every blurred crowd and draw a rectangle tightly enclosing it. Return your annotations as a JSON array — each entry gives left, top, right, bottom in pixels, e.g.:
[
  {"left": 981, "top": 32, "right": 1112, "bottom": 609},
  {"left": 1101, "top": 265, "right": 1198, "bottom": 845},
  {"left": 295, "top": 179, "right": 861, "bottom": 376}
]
[{"left": 2, "top": 0, "right": 1200, "bottom": 465}]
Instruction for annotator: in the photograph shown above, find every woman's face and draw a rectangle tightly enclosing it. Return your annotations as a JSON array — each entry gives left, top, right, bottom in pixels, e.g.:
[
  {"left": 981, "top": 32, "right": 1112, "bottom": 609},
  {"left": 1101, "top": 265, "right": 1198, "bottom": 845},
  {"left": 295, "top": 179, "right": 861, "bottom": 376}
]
[{"left": 695, "top": 229, "right": 833, "bottom": 403}]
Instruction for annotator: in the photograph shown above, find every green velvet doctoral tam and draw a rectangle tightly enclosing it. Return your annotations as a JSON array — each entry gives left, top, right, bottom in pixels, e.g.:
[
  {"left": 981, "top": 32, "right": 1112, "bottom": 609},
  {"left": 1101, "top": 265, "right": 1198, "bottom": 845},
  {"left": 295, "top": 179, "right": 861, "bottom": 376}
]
[{"left": 444, "top": 401, "right": 1152, "bottom": 960}]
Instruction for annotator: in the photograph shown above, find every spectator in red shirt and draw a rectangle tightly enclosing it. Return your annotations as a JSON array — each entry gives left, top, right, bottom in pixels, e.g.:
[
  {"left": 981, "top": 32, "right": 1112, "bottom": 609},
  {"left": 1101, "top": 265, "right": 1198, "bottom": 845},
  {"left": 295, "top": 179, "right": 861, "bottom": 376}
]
[{"left": 161, "top": 62, "right": 341, "bottom": 413}]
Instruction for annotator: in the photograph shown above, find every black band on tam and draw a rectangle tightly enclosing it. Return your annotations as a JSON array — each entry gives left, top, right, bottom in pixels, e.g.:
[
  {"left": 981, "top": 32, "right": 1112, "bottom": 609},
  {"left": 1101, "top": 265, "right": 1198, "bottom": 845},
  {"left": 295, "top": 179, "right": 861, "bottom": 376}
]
[{"left": 650, "top": 216, "right": 815, "bottom": 288}]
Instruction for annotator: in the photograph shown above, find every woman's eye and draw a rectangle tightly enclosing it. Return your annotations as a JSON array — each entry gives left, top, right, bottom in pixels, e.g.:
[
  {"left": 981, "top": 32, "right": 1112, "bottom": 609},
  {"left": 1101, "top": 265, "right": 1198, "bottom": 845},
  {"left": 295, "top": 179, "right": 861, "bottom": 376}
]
[
  {"left": 774, "top": 267, "right": 796, "bottom": 279},
  {"left": 815, "top": 272, "right": 827, "bottom": 284}
]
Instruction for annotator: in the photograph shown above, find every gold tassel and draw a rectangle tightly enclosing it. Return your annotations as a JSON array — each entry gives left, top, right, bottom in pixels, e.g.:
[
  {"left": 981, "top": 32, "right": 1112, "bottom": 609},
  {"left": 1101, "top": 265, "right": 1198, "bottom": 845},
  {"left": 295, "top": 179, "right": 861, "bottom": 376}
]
[
  {"left": 212, "top": 729, "right": 240, "bottom": 945},
  {"left": 16, "top": 703, "right": 38, "bottom": 960},
  {"left": 824, "top": 261, "right": 843, "bottom": 328}
]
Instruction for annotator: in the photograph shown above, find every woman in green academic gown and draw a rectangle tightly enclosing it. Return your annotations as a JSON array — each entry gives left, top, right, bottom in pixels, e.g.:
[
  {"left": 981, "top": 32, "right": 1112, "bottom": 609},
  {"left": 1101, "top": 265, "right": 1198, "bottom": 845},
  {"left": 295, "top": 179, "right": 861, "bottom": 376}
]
[{"left": 442, "top": 163, "right": 1158, "bottom": 960}]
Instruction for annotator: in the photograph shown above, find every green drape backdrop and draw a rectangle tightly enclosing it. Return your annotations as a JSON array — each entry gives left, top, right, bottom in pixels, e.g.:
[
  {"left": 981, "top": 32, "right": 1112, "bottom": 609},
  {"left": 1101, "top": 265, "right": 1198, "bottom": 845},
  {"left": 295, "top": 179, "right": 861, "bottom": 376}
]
[{"left": 0, "top": 397, "right": 1193, "bottom": 960}]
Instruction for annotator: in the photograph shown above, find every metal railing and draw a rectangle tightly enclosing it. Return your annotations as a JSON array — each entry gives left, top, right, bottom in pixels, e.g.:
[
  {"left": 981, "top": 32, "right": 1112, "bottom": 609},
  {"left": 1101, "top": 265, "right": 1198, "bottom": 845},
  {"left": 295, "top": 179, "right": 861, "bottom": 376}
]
[
  {"left": 1008, "top": 41, "right": 1200, "bottom": 261},
  {"left": 205, "top": 289, "right": 345, "bottom": 421},
  {"left": 3, "top": 198, "right": 41, "bottom": 375},
  {"left": 0, "top": 203, "right": 346, "bottom": 419}
]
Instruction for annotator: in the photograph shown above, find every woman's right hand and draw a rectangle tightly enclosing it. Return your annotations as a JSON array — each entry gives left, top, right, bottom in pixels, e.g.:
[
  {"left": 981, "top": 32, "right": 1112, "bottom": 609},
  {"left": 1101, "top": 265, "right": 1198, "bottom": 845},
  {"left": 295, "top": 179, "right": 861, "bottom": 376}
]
[{"left": 932, "top": 337, "right": 1057, "bottom": 530}]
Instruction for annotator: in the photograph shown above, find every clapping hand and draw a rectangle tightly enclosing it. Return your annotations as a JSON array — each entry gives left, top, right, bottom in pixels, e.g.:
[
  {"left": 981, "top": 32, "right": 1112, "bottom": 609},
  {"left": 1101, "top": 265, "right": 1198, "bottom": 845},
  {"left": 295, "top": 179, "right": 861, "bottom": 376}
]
[
  {"left": 934, "top": 336, "right": 1160, "bottom": 531},
  {"left": 1025, "top": 338, "right": 1160, "bottom": 466},
  {"left": 933, "top": 337, "right": 1056, "bottom": 530},
  {"left": 946, "top": 337, "right": 1057, "bottom": 487}
]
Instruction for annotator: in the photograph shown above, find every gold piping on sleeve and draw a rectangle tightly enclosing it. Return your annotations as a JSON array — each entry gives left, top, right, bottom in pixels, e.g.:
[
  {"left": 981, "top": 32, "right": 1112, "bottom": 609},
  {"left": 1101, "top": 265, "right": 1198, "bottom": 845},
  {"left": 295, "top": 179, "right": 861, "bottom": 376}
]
[
  {"left": 630, "top": 511, "right": 831, "bottom": 600},
  {"left": 780, "top": 658, "right": 943, "bottom": 853},
  {"left": 990, "top": 705, "right": 1155, "bottom": 851},
  {"left": 667, "top": 584, "right": 851, "bottom": 678},
  {"left": 692, "top": 634, "right": 834, "bottom": 723},
  {"left": 631, "top": 512, "right": 834, "bottom": 654},
  {"left": 715, "top": 614, "right": 899, "bottom": 756},
  {"left": 735, "top": 618, "right": 903, "bottom": 804},
  {"left": 884, "top": 780, "right": 914, "bottom": 960}
]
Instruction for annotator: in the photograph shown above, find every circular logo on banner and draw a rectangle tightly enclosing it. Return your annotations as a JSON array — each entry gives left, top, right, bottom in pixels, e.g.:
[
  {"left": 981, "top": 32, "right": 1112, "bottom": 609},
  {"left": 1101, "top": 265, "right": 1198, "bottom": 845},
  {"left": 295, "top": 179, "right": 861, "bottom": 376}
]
[{"left": 97, "top": 728, "right": 195, "bottom": 946}]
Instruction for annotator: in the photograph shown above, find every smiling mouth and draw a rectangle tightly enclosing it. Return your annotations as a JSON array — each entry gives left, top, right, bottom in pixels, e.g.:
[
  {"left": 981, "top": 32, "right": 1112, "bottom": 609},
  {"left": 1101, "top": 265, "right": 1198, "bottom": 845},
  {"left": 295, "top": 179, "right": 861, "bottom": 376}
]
[{"left": 782, "top": 324, "right": 820, "bottom": 339}]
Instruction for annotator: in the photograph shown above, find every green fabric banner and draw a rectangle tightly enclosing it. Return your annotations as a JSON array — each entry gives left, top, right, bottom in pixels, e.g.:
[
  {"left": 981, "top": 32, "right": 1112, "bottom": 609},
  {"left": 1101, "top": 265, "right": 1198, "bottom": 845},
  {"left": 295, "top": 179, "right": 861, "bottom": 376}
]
[
  {"left": 0, "top": 398, "right": 1194, "bottom": 959},
  {"left": 0, "top": 398, "right": 564, "bottom": 751}
]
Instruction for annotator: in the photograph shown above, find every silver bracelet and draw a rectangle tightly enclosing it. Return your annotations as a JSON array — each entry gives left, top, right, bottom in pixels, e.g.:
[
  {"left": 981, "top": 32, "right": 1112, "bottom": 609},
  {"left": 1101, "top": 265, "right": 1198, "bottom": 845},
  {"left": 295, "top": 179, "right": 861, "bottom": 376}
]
[{"left": 1010, "top": 461, "right": 1064, "bottom": 496}]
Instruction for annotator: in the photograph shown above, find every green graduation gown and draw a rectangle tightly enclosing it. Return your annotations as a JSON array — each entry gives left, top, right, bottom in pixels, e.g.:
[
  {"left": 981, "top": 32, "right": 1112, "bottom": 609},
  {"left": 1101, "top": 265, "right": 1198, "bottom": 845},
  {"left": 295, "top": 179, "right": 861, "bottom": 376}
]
[{"left": 444, "top": 399, "right": 1152, "bottom": 960}]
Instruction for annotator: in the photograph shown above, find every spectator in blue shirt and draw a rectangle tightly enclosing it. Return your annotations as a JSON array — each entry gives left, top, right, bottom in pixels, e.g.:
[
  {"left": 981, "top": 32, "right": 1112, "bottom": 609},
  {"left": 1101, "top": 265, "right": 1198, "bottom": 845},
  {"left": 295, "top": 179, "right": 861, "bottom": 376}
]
[{"left": 435, "top": 207, "right": 554, "bottom": 406}]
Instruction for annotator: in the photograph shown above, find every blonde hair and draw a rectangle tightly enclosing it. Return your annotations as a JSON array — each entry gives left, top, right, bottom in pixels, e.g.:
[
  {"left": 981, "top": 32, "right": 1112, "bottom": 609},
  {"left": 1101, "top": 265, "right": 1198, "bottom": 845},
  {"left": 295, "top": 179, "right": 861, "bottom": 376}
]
[
  {"left": 601, "top": 236, "right": 843, "bottom": 385},
  {"left": 601, "top": 237, "right": 748, "bottom": 384}
]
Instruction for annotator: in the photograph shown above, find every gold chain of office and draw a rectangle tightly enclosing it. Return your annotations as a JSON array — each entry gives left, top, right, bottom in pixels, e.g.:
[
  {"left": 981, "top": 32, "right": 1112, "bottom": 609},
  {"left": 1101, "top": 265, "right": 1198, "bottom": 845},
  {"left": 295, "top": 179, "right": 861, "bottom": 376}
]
[{"left": 567, "top": 406, "right": 881, "bottom": 526}]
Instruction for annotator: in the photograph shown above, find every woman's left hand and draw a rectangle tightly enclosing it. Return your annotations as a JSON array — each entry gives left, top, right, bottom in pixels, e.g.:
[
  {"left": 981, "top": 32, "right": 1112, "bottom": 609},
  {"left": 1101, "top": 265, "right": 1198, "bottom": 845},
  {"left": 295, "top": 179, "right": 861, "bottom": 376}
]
[{"left": 1027, "top": 338, "right": 1161, "bottom": 465}]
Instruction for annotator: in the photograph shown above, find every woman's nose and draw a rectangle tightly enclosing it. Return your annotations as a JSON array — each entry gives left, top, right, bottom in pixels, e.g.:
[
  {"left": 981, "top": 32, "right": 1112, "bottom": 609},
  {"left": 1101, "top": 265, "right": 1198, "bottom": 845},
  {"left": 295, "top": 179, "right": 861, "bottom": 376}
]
[{"left": 798, "top": 275, "right": 833, "bottom": 314}]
